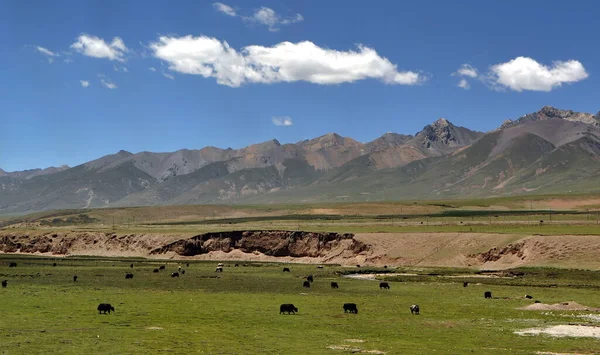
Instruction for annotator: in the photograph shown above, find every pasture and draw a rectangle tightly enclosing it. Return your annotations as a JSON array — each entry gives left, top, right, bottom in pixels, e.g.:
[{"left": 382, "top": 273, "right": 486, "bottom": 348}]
[{"left": 1, "top": 256, "right": 600, "bottom": 354}]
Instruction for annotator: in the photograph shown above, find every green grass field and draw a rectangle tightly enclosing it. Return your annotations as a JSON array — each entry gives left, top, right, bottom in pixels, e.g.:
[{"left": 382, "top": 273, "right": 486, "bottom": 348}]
[{"left": 2, "top": 255, "right": 600, "bottom": 354}]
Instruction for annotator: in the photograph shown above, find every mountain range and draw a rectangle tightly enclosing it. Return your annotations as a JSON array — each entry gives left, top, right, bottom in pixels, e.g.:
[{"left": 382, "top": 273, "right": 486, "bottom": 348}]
[{"left": 2, "top": 106, "right": 600, "bottom": 214}]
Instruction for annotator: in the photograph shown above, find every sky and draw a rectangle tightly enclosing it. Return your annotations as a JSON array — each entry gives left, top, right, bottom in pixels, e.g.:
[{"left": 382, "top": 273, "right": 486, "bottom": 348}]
[{"left": 1, "top": 0, "right": 599, "bottom": 172}]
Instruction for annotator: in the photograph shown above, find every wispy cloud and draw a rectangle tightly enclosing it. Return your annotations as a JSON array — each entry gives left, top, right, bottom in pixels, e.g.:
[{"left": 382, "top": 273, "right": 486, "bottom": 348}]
[
  {"left": 213, "top": 3, "right": 302, "bottom": 31},
  {"left": 98, "top": 74, "right": 118, "bottom": 89},
  {"left": 150, "top": 35, "right": 424, "bottom": 87},
  {"left": 213, "top": 2, "right": 236, "bottom": 16},
  {"left": 453, "top": 64, "right": 478, "bottom": 78},
  {"left": 113, "top": 65, "right": 129, "bottom": 72},
  {"left": 488, "top": 56, "right": 588, "bottom": 92},
  {"left": 272, "top": 116, "right": 293, "bottom": 126},
  {"left": 452, "top": 64, "right": 478, "bottom": 89},
  {"left": 36, "top": 46, "right": 58, "bottom": 62},
  {"left": 71, "top": 34, "right": 128, "bottom": 61},
  {"left": 245, "top": 7, "right": 303, "bottom": 32},
  {"left": 162, "top": 72, "right": 175, "bottom": 80},
  {"left": 80, "top": 80, "right": 90, "bottom": 88},
  {"left": 148, "top": 67, "right": 157, "bottom": 72}
]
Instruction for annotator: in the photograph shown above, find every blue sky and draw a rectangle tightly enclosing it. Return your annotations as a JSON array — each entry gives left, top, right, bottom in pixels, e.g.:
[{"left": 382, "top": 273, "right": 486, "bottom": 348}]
[{"left": 1, "top": 0, "right": 598, "bottom": 171}]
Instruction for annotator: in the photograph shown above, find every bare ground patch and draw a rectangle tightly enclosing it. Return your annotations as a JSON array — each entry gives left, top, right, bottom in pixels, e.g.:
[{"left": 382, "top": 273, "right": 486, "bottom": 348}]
[{"left": 516, "top": 324, "right": 600, "bottom": 338}]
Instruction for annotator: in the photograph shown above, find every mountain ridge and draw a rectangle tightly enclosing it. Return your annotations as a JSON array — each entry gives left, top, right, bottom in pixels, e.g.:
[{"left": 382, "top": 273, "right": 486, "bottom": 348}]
[{"left": 2, "top": 106, "right": 600, "bottom": 214}]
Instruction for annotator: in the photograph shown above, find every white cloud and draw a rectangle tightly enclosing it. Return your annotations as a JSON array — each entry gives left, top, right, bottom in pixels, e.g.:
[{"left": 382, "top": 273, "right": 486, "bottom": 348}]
[
  {"left": 457, "top": 79, "right": 470, "bottom": 90},
  {"left": 37, "top": 46, "right": 57, "bottom": 57},
  {"left": 489, "top": 56, "right": 588, "bottom": 92},
  {"left": 113, "top": 65, "right": 128, "bottom": 72},
  {"left": 150, "top": 35, "right": 424, "bottom": 87},
  {"left": 71, "top": 34, "right": 128, "bottom": 61},
  {"left": 80, "top": 80, "right": 90, "bottom": 88},
  {"left": 149, "top": 67, "right": 157, "bottom": 72},
  {"left": 272, "top": 116, "right": 293, "bottom": 126},
  {"left": 36, "top": 46, "right": 58, "bottom": 62},
  {"left": 281, "top": 13, "right": 303, "bottom": 25},
  {"left": 453, "top": 64, "right": 478, "bottom": 78},
  {"left": 246, "top": 7, "right": 303, "bottom": 31},
  {"left": 162, "top": 72, "right": 175, "bottom": 80},
  {"left": 213, "top": 2, "right": 236, "bottom": 16},
  {"left": 98, "top": 74, "right": 118, "bottom": 89}
]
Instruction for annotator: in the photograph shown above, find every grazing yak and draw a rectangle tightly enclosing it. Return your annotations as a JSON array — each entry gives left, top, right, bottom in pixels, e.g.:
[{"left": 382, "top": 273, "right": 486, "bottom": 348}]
[
  {"left": 125, "top": 273, "right": 134, "bottom": 279},
  {"left": 97, "top": 303, "right": 115, "bottom": 314},
  {"left": 1, "top": 280, "right": 7, "bottom": 288},
  {"left": 8, "top": 262, "right": 17, "bottom": 268},
  {"left": 303, "top": 281, "right": 310, "bottom": 288},
  {"left": 283, "top": 268, "right": 291, "bottom": 272},
  {"left": 463, "top": 282, "right": 469, "bottom": 288},
  {"left": 317, "top": 266, "right": 324, "bottom": 269},
  {"left": 159, "top": 265, "right": 166, "bottom": 270},
  {"left": 181, "top": 270, "right": 185, "bottom": 275},
  {"left": 379, "top": 282, "right": 390, "bottom": 289},
  {"left": 186, "top": 263, "right": 190, "bottom": 267},
  {"left": 171, "top": 272, "right": 179, "bottom": 278},
  {"left": 484, "top": 291, "right": 492, "bottom": 299},
  {"left": 343, "top": 303, "right": 358, "bottom": 314},
  {"left": 410, "top": 304, "right": 420, "bottom": 315},
  {"left": 215, "top": 267, "right": 223, "bottom": 273},
  {"left": 330, "top": 282, "right": 339, "bottom": 289},
  {"left": 153, "top": 269, "right": 160, "bottom": 273},
  {"left": 130, "top": 264, "right": 134, "bottom": 268},
  {"left": 73, "top": 275, "right": 78, "bottom": 282},
  {"left": 280, "top": 304, "right": 298, "bottom": 314},
  {"left": 53, "top": 263, "right": 57, "bottom": 267},
  {"left": 525, "top": 295, "right": 533, "bottom": 299},
  {"left": 306, "top": 275, "right": 314, "bottom": 282}
]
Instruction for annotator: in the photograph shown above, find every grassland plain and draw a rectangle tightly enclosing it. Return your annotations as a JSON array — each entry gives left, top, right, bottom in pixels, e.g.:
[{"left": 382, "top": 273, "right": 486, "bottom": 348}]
[{"left": 1, "top": 256, "right": 600, "bottom": 354}]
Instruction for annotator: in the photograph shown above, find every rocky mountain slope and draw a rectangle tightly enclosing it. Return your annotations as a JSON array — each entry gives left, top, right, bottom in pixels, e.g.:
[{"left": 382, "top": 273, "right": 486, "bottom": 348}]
[{"left": 2, "top": 106, "right": 600, "bottom": 213}]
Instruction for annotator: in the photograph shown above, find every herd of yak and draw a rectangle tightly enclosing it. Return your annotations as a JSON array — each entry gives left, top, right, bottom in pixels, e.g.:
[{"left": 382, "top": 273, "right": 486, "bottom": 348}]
[{"left": 2, "top": 262, "right": 499, "bottom": 317}]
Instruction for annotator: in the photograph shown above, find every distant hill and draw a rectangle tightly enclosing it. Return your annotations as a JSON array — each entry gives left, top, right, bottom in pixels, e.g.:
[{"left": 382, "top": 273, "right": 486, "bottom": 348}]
[{"left": 2, "top": 106, "right": 600, "bottom": 214}]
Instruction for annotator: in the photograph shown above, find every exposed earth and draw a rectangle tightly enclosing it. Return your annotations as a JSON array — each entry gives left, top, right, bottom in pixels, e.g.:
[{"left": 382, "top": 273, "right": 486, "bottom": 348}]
[{"left": 3, "top": 230, "right": 600, "bottom": 269}]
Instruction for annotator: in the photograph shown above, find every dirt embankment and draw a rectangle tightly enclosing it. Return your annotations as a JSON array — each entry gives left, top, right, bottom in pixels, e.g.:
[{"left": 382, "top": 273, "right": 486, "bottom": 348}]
[
  {"left": 0, "top": 230, "right": 370, "bottom": 264},
  {"left": 2, "top": 231, "right": 600, "bottom": 269}
]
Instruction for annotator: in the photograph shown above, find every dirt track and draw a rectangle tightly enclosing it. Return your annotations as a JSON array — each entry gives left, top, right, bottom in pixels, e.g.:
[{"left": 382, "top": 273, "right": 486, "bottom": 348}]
[{"left": 2, "top": 230, "right": 600, "bottom": 269}]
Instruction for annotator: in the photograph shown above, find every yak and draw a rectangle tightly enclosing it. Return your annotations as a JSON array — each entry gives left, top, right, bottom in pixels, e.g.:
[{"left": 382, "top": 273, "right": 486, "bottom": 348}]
[
  {"left": 279, "top": 304, "right": 298, "bottom": 314},
  {"left": 303, "top": 281, "right": 310, "bottom": 288},
  {"left": 410, "top": 304, "right": 420, "bottom": 315},
  {"left": 330, "top": 282, "right": 339, "bottom": 289},
  {"left": 171, "top": 272, "right": 179, "bottom": 278},
  {"left": 343, "top": 303, "right": 358, "bottom": 314},
  {"left": 97, "top": 303, "right": 115, "bottom": 314},
  {"left": 484, "top": 291, "right": 492, "bottom": 299},
  {"left": 283, "top": 267, "right": 291, "bottom": 272},
  {"left": 1, "top": 280, "right": 7, "bottom": 288},
  {"left": 125, "top": 273, "right": 134, "bottom": 279},
  {"left": 379, "top": 282, "right": 390, "bottom": 289}
]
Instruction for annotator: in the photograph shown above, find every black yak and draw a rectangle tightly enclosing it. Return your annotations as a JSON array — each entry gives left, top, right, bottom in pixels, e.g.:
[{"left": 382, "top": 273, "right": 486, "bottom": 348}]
[
  {"left": 279, "top": 304, "right": 298, "bottom": 314},
  {"left": 343, "top": 303, "right": 358, "bottom": 314},
  {"left": 97, "top": 303, "right": 115, "bottom": 314}
]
